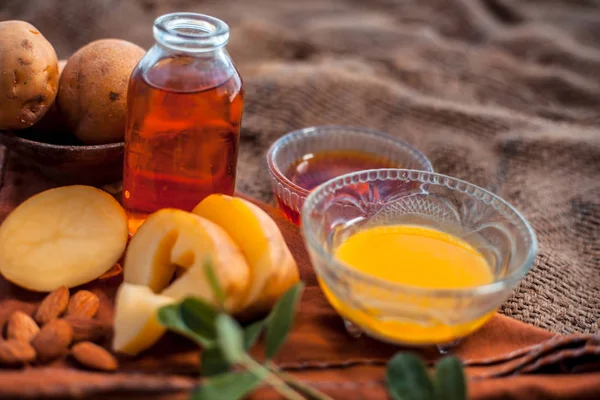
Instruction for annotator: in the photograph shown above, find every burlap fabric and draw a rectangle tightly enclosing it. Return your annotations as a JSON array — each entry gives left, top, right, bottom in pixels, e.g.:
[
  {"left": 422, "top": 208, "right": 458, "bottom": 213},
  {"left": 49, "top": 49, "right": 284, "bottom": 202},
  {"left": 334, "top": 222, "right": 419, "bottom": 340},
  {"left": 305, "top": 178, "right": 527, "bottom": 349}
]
[{"left": 2, "top": 0, "right": 599, "bottom": 334}]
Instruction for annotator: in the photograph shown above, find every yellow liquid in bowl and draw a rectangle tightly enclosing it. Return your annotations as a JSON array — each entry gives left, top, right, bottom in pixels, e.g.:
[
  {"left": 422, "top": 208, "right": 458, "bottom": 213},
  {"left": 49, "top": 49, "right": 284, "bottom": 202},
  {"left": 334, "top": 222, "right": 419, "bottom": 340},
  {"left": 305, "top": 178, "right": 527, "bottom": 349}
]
[{"left": 321, "top": 225, "right": 496, "bottom": 345}]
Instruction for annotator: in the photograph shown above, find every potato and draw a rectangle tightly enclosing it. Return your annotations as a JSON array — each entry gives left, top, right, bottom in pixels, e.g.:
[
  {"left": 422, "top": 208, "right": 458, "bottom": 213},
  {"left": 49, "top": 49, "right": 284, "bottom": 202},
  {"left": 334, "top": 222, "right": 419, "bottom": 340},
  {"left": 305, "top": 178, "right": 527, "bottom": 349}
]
[
  {"left": 114, "top": 197, "right": 300, "bottom": 356},
  {"left": 192, "top": 194, "right": 299, "bottom": 317},
  {"left": 112, "top": 283, "right": 173, "bottom": 356},
  {"left": 0, "top": 185, "right": 129, "bottom": 292},
  {"left": 58, "top": 39, "right": 145, "bottom": 144},
  {"left": 0, "top": 21, "right": 59, "bottom": 130},
  {"left": 123, "top": 208, "right": 251, "bottom": 312},
  {"left": 116, "top": 209, "right": 251, "bottom": 356}
]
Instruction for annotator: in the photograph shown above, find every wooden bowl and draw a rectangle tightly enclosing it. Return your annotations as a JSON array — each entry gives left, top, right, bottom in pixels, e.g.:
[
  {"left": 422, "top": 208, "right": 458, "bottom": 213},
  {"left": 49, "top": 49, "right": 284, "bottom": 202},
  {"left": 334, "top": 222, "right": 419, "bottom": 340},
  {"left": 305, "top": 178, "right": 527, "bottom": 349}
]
[{"left": 0, "top": 129, "right": 124, "bottom": 186}]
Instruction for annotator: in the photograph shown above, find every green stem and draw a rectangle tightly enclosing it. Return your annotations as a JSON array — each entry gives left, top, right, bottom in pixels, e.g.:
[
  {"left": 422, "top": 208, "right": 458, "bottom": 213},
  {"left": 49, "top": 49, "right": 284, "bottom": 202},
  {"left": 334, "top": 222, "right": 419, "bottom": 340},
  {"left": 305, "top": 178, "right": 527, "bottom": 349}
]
[
  {"left": 241, "top": 355, "right": 306, "bottom": 400},
  {"left": 267, "top": 362, "right": 335, "bottom": 400}
]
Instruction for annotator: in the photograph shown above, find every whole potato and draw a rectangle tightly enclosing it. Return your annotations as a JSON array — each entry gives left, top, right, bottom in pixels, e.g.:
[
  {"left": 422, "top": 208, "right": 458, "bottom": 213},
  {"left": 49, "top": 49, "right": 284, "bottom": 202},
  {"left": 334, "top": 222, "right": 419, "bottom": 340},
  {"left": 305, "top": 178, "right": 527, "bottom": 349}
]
[
  {"left": 0, "top": 21, "right": 59, "bottom": 130},
  {"left": 58, "top": 39, "right": 145, "bottom": 145}
]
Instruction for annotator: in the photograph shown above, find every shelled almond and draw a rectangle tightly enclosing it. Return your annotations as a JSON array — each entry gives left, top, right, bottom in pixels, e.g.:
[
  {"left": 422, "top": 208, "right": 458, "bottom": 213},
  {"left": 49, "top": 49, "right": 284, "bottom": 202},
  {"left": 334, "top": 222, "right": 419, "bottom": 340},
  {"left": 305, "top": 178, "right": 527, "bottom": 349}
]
[
  {"left": 6, "top": 311, "right": 40, "bottom": 343},
  {"left": 71, "top": 342, "right": 118, "bottom": 371},
  {"left": 66, "top": 290, "right": 100, "bottom": 318},
  {"left": 34, "top": 286, "right": 70, "bottom": 325},
  {"left": 0, "top": 288, "right": 118, "bottom": 371},
  {"left": 0, "top": 340, "right": 36, "bottom": 365},
  {"left": 32, "top": 319, "right": 73, "bottom": 362}
]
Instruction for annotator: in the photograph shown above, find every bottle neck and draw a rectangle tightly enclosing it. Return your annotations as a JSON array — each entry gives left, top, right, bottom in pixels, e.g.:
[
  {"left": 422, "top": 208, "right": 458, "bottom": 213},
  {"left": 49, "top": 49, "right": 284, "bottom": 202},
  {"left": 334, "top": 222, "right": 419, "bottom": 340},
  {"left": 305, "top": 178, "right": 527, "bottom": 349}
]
[
  {"left": 153, "top": 42, "right": 228, "bottom": 60},
  {"left": 153, "top": 12, "right": 230, "bottom": 54}
]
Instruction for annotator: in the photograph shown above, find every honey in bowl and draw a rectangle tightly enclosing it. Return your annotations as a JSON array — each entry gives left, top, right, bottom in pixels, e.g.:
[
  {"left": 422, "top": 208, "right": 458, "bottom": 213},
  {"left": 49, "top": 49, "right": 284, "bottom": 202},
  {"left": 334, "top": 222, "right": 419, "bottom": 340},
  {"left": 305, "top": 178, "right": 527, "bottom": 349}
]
[
  {"left": 322, "top": 224, "right": 495, "bottom": 345},
  {"left": 279, "top": 150, "right": 399, "bottom": 224}
]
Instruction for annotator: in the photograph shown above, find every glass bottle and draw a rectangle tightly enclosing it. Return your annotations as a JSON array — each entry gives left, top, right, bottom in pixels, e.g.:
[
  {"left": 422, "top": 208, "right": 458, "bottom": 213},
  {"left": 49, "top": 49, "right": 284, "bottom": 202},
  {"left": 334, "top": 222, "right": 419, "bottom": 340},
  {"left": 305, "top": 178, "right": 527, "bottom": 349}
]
[{"left": 123, "top": 13, "right": 244, "bottom": 233}]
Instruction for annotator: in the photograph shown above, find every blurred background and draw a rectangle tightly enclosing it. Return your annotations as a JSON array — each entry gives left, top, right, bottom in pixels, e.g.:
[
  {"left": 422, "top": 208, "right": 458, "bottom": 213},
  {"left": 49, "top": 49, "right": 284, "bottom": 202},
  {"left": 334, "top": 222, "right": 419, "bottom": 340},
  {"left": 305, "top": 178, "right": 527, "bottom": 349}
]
[
  {"left": 2, "top": 0, "right": 600, "bottom": 335},
  {"left": 4, "top": 0, "right": 600, "bottom": 82}
]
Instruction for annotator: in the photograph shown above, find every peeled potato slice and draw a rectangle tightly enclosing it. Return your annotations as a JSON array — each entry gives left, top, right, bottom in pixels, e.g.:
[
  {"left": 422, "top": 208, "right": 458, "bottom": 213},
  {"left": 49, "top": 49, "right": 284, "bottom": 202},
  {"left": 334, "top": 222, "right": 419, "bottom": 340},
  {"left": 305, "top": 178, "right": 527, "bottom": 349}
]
[
  {"left": 0, "top": 185, "right": 128, "bottom": 292},
  {"left": 192, "top": 195, "right": 299, "bottom": 316},
  {"left": 112, "top": 283, "right": 173, "bottom": 355},
  {"left": 123, "top": 209, "right": 250, "bottom": 313}
]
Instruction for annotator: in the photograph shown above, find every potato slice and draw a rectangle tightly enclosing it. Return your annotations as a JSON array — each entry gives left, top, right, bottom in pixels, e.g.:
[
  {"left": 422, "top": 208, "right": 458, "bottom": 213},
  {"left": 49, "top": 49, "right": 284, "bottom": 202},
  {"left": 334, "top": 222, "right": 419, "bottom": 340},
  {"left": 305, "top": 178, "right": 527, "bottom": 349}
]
[
  {"left": 0, "top": 186, "right": 128, "bottom": 292},
  {"left": 123, "top": 209, "right": 250, "bottom": 313},
  {"left": 192, "top": 195, "right": 299, "bottom": 316},
  {"left": 112, "top": 283, "right": 173, "bottom": 355}
]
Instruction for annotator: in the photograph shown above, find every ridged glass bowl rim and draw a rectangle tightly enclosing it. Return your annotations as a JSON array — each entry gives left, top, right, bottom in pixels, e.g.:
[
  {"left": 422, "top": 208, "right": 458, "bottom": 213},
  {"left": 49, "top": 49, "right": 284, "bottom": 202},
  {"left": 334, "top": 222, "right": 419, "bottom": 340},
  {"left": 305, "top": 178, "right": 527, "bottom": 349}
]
[
  {"left": 301, "top": 169, "right": 538, "bottom": 298},
  {"left": 266, "top": 125, "right": 434, "bottom": 198}
]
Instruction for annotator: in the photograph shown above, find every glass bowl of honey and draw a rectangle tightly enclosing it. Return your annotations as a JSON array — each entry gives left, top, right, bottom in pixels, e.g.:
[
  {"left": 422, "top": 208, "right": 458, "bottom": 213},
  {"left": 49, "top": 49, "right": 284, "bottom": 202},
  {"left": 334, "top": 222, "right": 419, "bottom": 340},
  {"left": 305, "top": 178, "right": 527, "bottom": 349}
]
[
  {"left": 301, "top": 169, "right": 537, "bottom": 350},
  {"left": 266, "top": 126, "right": 433, "bottom": 224}
]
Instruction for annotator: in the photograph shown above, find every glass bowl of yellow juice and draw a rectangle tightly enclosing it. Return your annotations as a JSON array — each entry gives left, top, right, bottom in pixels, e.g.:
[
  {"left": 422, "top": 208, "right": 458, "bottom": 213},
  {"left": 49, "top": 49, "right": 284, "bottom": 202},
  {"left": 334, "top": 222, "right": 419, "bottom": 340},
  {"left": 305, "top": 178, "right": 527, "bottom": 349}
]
[{"left": 301, "top": 169, "right": 537, "bottom": 349}]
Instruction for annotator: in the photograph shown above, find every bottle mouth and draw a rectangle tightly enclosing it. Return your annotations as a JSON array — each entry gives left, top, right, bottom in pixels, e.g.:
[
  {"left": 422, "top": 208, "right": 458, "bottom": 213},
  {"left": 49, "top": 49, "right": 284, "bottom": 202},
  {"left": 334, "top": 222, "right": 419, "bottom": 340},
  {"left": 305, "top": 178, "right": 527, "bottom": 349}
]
[{"left": 153, "top": 12, "right": 230, "bottom": 52}]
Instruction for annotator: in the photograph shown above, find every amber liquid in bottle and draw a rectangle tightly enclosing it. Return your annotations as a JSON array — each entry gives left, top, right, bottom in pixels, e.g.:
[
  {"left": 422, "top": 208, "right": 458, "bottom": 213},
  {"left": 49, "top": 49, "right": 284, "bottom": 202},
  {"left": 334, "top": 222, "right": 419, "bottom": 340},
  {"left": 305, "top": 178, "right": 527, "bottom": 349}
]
[
  {"left": 278, "top": 150, "right": 399, "bottom": 224},
  {"left": 123, "top": 56, "right": 244, "bottom": 232}
]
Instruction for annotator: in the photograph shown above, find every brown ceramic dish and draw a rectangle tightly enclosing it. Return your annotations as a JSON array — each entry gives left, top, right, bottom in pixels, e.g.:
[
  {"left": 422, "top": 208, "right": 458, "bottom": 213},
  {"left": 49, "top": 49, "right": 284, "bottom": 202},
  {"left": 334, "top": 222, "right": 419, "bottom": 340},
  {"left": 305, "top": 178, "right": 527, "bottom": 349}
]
[{"left": 0, "top": 130, "right": 123, "bottom": 186}]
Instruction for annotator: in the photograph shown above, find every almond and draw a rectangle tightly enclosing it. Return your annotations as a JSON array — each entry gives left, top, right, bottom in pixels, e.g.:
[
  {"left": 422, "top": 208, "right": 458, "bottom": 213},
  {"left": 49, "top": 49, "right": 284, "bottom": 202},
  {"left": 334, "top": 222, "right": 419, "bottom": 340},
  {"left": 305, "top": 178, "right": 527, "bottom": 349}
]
[
  {"left": 0, "top": 339, "right": 36, "bottom": 365},
  {"left": 35, "top": 286, "right": 70, "bottom": 325},
  {"left": 71, "top": 341, "right": 118, "bottom": 371},
  {"left": 63, "top": 316, "right": 111, "bottom": 343},
  {"left": 66, "top": 290, "right": 100, "bottom": 318},
  {"left": 6, "top": 311, "right": 40, "bottom": 343},
  {"left": 31, "top": 319, "right": 73, "bottom": 362}
]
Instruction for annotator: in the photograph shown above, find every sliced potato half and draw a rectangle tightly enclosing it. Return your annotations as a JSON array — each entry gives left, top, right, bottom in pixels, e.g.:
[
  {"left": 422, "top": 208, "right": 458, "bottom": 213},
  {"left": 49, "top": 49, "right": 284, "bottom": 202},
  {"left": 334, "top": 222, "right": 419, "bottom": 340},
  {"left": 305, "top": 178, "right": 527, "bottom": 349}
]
[
  {"left": 0, "top": 185, "right": 128, "bottom": 291},
  {"left": 123, "top": 208, "right": 250, "bottom": 313},
  {"left": 192, "top": 195, "right": 299, "bottom": 316},
  {"left": 112, "top": 283, "right": 174, "bottom": 355}
]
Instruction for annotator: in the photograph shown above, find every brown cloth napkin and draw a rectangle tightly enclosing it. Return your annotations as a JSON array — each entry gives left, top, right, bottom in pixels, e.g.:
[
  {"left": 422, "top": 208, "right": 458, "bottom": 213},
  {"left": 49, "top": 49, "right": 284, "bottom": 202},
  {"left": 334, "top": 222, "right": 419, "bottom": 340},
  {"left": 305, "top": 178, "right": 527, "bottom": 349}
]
[{"left": 0, "top": 158, "right": 598, "bottom": 399}]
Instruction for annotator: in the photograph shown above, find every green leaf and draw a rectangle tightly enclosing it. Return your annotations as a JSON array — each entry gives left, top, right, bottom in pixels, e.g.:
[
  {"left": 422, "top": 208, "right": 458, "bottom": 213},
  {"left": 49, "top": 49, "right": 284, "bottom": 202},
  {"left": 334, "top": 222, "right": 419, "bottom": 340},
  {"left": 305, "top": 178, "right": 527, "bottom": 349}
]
[
  {"left": 157, "top": 304, "right": 185, "bottom": 331},
  {"left": 204, "top": 259, "right": 226, "bottom": 308},
  {"left": 215, "top": 314, "right": 245, "bottom": 364},
  {"left": 200, "top": 347, "right": 230, "bottom": 377},
  {"left": 244, "top": 319, "right": 265, "bottom": 350},
  {"left": 434, "top": 356, "right": 467, "bottom": 400},
  {"left": 180, "top": 297, "right": 219, "bottom": 342},
  {"left": 157, "top": 303, "right": 212, "bottom": 348},
  {"left": 192, "top": 371, "right": 262, "bottom": 400},
  {"left": 157, "top": 297, "right": 221, "bottom": 348},
  {"left": 386, "top": 353, "right": 435, "bottom": 400},
  {"left": 264, "top": 282, "right": 304, "bottom": 359}
]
